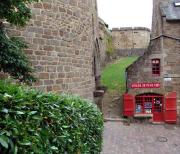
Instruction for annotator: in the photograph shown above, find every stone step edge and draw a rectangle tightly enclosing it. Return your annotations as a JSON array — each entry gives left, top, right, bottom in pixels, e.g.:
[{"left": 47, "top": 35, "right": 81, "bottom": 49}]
[
  {"left": 104, "top": 118, "right": 128, "bottom": 122},
  {"left": 104, "top": 118, "right": 166, "bottom": 125}
]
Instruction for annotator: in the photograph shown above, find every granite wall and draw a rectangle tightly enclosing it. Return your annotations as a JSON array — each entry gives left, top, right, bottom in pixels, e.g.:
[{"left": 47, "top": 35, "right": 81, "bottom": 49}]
[{"left": 5, "top": 0, "right": 100, "bottom": 100}]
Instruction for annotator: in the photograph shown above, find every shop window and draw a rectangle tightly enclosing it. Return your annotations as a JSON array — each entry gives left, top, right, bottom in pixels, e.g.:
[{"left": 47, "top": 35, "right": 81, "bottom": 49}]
[
  {"left": 135, "top": 97, "right": 143, "bottom": 113},
  {"left": 135, "top": 93, "right": 163, "bottom": 114},
  {"left": 135, "top": 96, "right": 153, "bottom": 114},
  {"left": 152, "top": 59, "right": 160, "bottom": 76},
  {"left": 144, "top": 97, "right": 153, "bottom": 114}
]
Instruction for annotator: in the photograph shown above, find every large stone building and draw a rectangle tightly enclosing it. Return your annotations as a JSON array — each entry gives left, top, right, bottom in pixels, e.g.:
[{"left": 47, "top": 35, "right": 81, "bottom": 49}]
[
  {"left": 112, "top": 27, "right": 151, "bottom": 57},
  {"left": 5, "top": 0, "right": 102, "bottom": 100},
  {"left": 124, "top": 0, "right": 180, "bottom": 123}
]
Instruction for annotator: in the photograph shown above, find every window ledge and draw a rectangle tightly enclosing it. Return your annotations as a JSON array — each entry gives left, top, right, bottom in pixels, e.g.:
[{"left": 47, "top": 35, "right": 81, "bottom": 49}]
[{"left": 134, "top": 114, "right": 153, "bottom": 118}]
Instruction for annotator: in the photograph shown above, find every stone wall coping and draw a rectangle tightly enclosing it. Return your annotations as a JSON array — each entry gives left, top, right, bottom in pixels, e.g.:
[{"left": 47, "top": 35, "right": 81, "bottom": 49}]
[
  {"left": 99, "top": 18, "right": 111, "bottom": 34},
  {"left": 112, "top": 27, "right": 151, "bottom": 32},
  {"left": 99, "top": 17, "right": 107, "bottom": 25},
  {"left": 125, "top": 48, "right": 150, "bottom": 72}
]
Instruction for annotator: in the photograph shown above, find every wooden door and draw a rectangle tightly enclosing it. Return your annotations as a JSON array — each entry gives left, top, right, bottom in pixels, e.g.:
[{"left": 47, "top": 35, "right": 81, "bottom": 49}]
[
  {"left": 164, "top": 92, "right": 177, "bottom": 124},
  {"left": 153, "top": 96, "right": 164, "bottom": 122},
  {"left": 123, "top": 94, "right": 134, "bottom": 117}
]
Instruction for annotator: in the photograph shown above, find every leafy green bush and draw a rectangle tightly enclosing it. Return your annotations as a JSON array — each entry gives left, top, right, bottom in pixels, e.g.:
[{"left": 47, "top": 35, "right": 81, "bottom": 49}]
[
  {"left": 0, "top": 0, "right": 39, "bottom": 83},
  {"left": 0, "top": 80, "right": 103, "bottom": 154},
  {"left": 0, "top": 27, "right": 36, "bottom": 83},
  {"left": 0, "top": 0, "right": 39, "bottom": 26}
]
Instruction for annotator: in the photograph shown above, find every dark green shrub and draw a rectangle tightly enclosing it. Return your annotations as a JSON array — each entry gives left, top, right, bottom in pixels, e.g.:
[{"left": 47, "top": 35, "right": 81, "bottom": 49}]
[
  {"left": 0, "top": 0, "right": 39, "bottom": 26},
  {"left": 0, "top": 27, "right": 36, "bottom": 83},
  {"left": 0, "top": 80, "right": 104, "bottom": 154},
  {"left": 0, "top": 0, "right": 39, "bottom": 83}
]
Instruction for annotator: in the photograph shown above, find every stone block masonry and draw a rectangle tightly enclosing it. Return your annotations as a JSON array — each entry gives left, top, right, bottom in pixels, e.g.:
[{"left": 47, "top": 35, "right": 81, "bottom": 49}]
[
  {"left": 98, "top": 18, "right": 112, "bottom": 68},
  {"left": 112, "top": 27, "right": 150, "bottom": 50},
  {"left": 112, "top": 27, "right": 150, "bottom": 57},
  {"left": 6, "top": 0, "right": 100, "bottom": 100}
]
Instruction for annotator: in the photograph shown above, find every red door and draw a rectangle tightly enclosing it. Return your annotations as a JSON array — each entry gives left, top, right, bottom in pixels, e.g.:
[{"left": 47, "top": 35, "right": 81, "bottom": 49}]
[
  {"left": 123, "top": 94, "right": 134, "bottom": 117},
  {"left": 164, "top": 92, "right": 177, "bottom": 124},
  {"left": 153, "top": 96, "right": 164, "bottom": 122}
]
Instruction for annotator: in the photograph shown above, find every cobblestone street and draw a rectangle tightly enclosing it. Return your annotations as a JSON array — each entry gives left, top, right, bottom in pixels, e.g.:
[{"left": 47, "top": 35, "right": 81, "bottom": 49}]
[{"left": 102, "top": 122, "right": 180, "bottom": 154}]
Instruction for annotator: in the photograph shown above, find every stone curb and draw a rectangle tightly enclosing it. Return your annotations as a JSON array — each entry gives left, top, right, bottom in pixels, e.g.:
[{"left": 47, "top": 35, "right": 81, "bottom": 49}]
[{"left": 104, "top": 118, "right": 128, "bottom": 122}]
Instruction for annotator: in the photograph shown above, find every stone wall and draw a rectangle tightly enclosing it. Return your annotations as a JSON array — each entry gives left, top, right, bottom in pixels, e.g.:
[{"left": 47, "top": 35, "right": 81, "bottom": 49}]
[
  {"left": 126, "top": 0, "right": 180, "bottom": 115},
  {"left": 98, "top": 18, "right": 111, "bottom": 68},
  {"left": 115, "top": 48, "right": 146, "bottom": 57},
  {"left": 112, "top": 27, "right": 150, "bottom": 52},
  {"left": 126, "top": 41, "right": 164, "bottom": 95},
  {"left": 5, "top": 0, "right": 100, "bottom": 100}
]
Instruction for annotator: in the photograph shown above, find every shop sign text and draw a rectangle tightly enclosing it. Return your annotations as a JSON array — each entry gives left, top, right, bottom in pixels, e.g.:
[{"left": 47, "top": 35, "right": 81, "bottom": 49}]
[{"left": 131, "top": 82, "right": 160, "bottom": 89}]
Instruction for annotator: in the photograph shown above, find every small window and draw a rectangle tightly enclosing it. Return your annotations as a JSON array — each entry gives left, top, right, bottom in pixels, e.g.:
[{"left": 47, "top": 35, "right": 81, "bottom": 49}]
[
  {"left": 152, "top": 59, "right": 160, "bottom": 76},
  {"left": 174, "top": 2, "right": 180, "bottom": 7}
]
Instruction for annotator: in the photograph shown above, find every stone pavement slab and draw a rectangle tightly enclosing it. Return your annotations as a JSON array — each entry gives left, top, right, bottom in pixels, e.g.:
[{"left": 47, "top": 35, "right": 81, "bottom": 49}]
[{"left": 101, "top": 122, "right": 180, "bottom": 154}]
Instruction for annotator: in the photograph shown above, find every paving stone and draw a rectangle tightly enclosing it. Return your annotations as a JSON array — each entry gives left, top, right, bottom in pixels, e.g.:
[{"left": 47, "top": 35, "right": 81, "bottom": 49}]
[{"left": 101, "top": 122, "right": 180, "bottom": 154}]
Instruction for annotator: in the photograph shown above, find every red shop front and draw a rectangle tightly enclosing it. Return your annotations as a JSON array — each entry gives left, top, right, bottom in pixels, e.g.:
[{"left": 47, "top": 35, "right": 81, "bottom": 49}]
[{"left": 123, "top": 83, "right": 177, "bottom": 124}]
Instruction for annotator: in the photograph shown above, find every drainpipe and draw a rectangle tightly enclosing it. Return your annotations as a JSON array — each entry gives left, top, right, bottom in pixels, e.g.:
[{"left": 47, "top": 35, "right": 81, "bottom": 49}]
[
  {"left": 161, "top": 14, "right": 165, "bottom": 92},
  {"left": 125, "top": 70, "right": 128, "bottom": 93}
]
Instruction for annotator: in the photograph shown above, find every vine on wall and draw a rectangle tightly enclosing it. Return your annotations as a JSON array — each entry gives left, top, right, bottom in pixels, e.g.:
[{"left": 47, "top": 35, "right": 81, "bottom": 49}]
[{"left": 106, "top": 35, "right": 115, "bottom": 56}]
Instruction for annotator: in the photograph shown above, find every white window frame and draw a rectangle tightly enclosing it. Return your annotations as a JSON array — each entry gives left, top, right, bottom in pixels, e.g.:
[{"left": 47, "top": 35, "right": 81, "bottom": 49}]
[{"left": 174, "top": 2, "right": 180, "bottom": 7}]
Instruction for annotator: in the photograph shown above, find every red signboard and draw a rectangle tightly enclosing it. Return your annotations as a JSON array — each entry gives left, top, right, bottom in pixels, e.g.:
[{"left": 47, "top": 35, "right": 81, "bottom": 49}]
[{"left": 131, "top": 82, "right": 160, "bottom": 88}]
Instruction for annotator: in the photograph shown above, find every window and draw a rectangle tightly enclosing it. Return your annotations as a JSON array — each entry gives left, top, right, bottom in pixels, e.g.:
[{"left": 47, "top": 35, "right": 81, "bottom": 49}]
[
  {"left": 152, "top": 59, "right": 160, "bottom": 76},
  {"left": 135, "top": 96, "right": 153, "bottom": 114},
  {"left": 135, "top": 97, "right": 143, "bottom": 113},
  {"left": 174, "top": 2, "right": 180, "bottom": 7},
  {"left": 135, "top": 93, "right": 163, "bottom": 114}
]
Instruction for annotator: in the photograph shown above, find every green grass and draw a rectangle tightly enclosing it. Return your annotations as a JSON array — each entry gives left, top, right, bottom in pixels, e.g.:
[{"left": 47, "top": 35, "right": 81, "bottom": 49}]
[{"left": 101, "top": 57, "right": 138, "bottom": 94}]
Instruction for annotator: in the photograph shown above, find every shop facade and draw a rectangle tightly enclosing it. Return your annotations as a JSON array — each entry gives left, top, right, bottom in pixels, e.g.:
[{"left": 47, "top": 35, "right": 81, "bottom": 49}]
[{"left": 123, "top": 0, "right": 180, "bottom": 123}]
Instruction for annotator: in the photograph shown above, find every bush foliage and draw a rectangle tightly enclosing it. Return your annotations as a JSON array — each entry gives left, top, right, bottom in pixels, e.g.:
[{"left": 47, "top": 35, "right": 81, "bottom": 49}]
[
  {"left": 0, "top": 0, "right": 39, "bottom": 26},
  {"left": 0, "top": 27, "right": 36, "bottom": 83},
  {"left": 0, "top": 0, "right": 38, "bottom": 83},
  {"left": 0, "top": 80, "right": 103, "bottom": 154}
]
